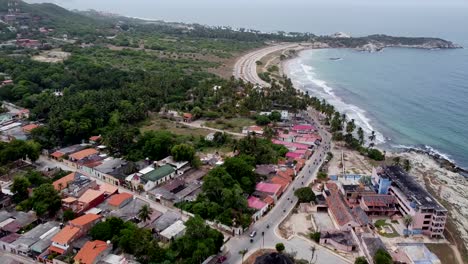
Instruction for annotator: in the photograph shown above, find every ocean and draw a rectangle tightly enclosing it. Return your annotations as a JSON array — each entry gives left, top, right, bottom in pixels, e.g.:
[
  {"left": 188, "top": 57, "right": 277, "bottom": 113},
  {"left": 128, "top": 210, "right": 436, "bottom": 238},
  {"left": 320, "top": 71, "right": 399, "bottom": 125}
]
[{"left": 285, "top": 43, "right": 468, "bottom": 169}]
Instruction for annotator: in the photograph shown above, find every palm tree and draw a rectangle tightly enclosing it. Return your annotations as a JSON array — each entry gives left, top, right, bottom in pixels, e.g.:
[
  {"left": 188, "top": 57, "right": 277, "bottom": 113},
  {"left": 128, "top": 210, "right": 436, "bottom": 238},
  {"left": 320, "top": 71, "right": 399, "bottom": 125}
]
[
  {"left": 138, "top": 204, "right": 153, "bottom": 223},
  {"left": 393, "top": 156, "right": 401, "bottom": 166},
  {"left": 369, "top": 130, "right": 376, "bottom": 142},
  {"left": 403, "top": 215, "right": 414, "bottom": 237},
  {"left": 357, "top": 127, "right": 364, "bottom": 145},
  {"left": 239, "top": 249, "right": 248, "bottom": 264},
  {"left": 341, "top": 113, "right": 347, "bottom": 130},
  {"left": 403, "top": 159, "right": 411, "bottom": 172}
]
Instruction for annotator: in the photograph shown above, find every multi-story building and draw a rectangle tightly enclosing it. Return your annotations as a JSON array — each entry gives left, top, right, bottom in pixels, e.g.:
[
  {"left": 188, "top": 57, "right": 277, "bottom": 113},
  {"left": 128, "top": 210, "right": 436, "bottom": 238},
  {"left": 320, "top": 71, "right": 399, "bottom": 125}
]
[{"left": 372, "top": 166, "right": 447, "bottom": 238}]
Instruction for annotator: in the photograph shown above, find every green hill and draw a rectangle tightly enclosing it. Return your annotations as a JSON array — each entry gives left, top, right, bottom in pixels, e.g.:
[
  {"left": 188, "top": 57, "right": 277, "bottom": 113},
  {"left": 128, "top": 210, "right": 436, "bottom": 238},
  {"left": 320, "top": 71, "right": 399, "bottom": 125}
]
[{"left": 0, "top": 0, "right": 112, "bottom": 36}]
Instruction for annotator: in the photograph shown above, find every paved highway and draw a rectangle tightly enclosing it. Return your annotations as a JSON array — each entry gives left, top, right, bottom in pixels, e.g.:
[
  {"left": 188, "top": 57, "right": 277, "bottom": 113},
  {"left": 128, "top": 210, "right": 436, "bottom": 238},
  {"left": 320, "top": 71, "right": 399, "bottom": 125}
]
[
  {"left": 233, "top": 43, "right": 300, "bottom": 87},
  {"left": 224, "top": 110, "right": 349, "bottom": 264}
]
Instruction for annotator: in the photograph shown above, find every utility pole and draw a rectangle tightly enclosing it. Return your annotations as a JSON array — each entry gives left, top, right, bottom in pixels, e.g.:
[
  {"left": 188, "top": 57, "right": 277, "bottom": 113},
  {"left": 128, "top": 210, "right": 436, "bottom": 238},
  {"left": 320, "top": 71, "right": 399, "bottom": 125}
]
[
  {"left": 309, "top": 246, "right": 317, "bottom": 264},
  {"left": 261, "top": 231, "right": 265, "bottom": 249}
]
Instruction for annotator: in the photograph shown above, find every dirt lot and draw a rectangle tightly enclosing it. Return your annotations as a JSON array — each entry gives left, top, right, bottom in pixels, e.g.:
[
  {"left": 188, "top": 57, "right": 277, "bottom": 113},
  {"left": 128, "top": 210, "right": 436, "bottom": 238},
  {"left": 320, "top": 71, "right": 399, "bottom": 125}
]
[
  {"left": 141, "top": 116, "right": 211, "bottom": 137},
  {"left": 313, "top": 212, "right": 336, "bottom": 231},
  {"left": 327, "top": 142, "right": 375, "bottom": 176}
]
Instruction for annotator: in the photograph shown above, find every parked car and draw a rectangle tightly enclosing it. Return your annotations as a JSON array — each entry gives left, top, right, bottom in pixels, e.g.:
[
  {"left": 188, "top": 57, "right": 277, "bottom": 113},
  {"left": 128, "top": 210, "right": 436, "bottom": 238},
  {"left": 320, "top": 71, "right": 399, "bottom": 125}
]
[{"left": 249, "top": 230, "right": 257, "bottom": 237}]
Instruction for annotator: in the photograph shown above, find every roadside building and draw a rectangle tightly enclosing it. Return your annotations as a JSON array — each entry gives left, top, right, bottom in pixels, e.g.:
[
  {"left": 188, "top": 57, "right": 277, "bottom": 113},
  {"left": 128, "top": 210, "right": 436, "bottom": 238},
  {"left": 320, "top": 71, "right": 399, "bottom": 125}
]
[
  {"left": 140, "top": 164, "right": 176, "bottom": 191},
  {"left": 0, "top": 233, "right": 21, "bottom": 253},
  {"left": 292, "top": 124, "right": 316, "bottom": 134},
  {"left": 159, "top": 220, "right": 186, "bottom": 242},
  {"left": 74, "top": 189, "right": 105, "bottom": 214},
  {"left": 156, "top": 156, "right": 191, "bottom": 175},
  {"left": 74, "top": 240, "right": 111, "bottom": 264},
  {"left": 11, "top": 221, "right": 60, "bottom": 256},
  {"left": 242, "top": 125, "right": 264, "bottom": 135},
  {"left": 359, "top": 234, "right": 386, "bottom": 264},
  {"left": 61, "top": 172, "right": 97, "bottom": 198},
  {"left": 107, "top": 192, "right": 133, "bottom": 210},
  {"left": 152, "top": 212, "right": 181, "bottom": 233},
  {"left": 373, "top": 166, "right": 447, "bottom": 238},
  {"left": 50, "top": 144, "right": 87, "bottom": 161},
  {"left": 319, "top": 231, "right": 357, "bottom": 252},
  {"left": 255, "top": 182, "right": 282, "bottom": 201},
  {"left": 53, "top": 172, "right": 77, "bottom": 192},
  {"left": 359, "top": 195, "right": 398, "bottom": 217},
  {"left": 247, "top": 196, "right": 268, "bottom": 222}
]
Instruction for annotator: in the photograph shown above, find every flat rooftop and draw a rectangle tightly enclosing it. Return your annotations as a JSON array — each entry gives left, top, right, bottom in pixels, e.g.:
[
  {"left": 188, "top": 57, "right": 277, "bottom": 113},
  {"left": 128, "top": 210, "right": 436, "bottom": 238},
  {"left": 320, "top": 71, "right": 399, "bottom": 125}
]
[{"left": 380, "top": 166, "right": 446, "bottom": 211}]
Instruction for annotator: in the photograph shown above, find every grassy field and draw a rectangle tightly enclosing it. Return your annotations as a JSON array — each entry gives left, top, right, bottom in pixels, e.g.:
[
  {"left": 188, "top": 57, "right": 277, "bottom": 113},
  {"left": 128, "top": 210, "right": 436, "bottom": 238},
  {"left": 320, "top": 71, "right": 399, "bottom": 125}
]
[
  {"left": 374, "top": 219, "right": 400, "bottom": 238},
  {"left": 142, "top": 117, "right": 211, "bottom": 137},
  {"left": 204, "top": 117, "right": 255, "bottom": 133}
]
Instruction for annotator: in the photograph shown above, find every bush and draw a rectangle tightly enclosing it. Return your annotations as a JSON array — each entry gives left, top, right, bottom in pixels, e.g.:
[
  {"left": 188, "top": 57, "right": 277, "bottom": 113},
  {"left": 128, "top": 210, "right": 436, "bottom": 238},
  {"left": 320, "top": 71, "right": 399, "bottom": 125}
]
[
  {"left": 294, "top": 187, "right": 316, "bottom": 203},
  {"left": 310, "top": 232, "right": 321, "bottom": 242},
  {"left": 255, "top": 115, "right": 271, "bottom": 125},
  {"left": 275, "top": 243, "right": 285, "bottom": 253},
  {"left": 374, "top": 248, "right": 392, "bottom": 264},
  {"left": 367, "top": 149, "right": 384, "bottom": 161},
  {"left": 355, "top": 256, "right": 368, "bottom": 264},
  {"left": 317, "top": 171, "right": 328, "bottom": 180}
]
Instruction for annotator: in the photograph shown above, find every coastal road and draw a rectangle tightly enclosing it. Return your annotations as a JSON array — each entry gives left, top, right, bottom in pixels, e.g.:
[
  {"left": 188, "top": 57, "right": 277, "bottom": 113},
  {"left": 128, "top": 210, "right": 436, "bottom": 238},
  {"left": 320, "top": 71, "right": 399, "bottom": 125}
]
[
  {"left": 233, "top": 43, "right": 300, "bottom": 87},
  {"left": 224, "top": 111, "right": 349, "bottom": 264}
]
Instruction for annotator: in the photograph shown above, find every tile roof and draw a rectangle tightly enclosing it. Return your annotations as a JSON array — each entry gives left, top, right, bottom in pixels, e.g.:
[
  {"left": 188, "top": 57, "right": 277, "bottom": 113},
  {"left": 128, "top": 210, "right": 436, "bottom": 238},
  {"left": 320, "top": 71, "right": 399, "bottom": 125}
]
[
  {"left": 99, "top": 183, "right": 118, "bottom": 195},
  {"left": 361, "top": 195, "right": 397, "bottom": 207},
  {"left": 89, "top": 135, "right": 102, "bottom": 142},
  {"left": 326, "top": 189, "right": 356, "bottom": 227},
  {"left": 0, "top": 233, "right": 21, "bottom": 243},
  {"left": 50, "top": 151, "right": 65, "bottom": 158},
  {"left": 69, "top": 214, "right": 101, "bottom": 227},
  {"left": 351, "top": 207, "right": 370, "bottom": 226},
  {"left": 270, "top": 176, "right": 289, "bottom": 193},
  {"left": 49, "top": 245, "right": 66, "bottom": 254},
  {"left": 256, "top": 182, "right": 281, "bottom": 194},
  {"left": 69, "top": 148, "right": 98, "bottom": 161},
  {"left": 78, "top": 189, "right": 104, "bottom": 204},
  {"left": 277, "top": 168, "right": 294, "bottom": 181},
  {"left": 51, "top": 225, "right": 80, "bottom": 244},
  {"left": 22, "top": 124, "right": 39, "bottom": 132},
  {"left": 248, "top": 196, "right": 267, "bottom": 210},
  {"left": 292, "top": 124, "right": 316, "bottom": 131},
  {"left": 74, "top": 240, "right": 109, "bottom": 264},
  {"left": 107, "top": 193, "right": 133, "bottom": 207},
  {"left": 271, "top": 140, "right": 309, "bottom": 150},
  {"left": 53, "top": 172, "right": 76, "bottom": 191},
  {"left": 62, "top": 197, "right": 77, "bottom": 203},
  {"left": 143, "top": 164, "right": 175, "bottom": 182},
  {"left": 263, "top": 196, "right": 275, "bottom": 205},
  {"left": 286, "top": 152, "right": 302, "bottom": 159}
]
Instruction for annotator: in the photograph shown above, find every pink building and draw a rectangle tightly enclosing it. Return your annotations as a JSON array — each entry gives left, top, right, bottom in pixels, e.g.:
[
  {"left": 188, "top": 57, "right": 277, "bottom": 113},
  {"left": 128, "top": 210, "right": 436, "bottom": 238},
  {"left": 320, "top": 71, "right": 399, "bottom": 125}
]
[
  {"left": 374, "top": 166, "right": 447, "bottom": 238},
  {"left": 248, "top": 196, "right": 268, "bottom": 222},
  {"left": 255, "top": 182, "right": 281, "bottom": 201},
  {"left": 292, "top": 124, "right": 316, "bottom": 134}
]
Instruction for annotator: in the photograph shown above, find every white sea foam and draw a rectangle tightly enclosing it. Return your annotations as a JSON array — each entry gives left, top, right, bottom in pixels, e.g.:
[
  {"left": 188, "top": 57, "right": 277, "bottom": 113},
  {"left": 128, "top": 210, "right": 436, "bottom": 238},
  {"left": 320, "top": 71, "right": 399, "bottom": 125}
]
[
  {"left": 392, "top": 144, "right": 455, "bottom": 163},
  {"left": 287, "top": 58, "right": 386, "bottom": 144}
]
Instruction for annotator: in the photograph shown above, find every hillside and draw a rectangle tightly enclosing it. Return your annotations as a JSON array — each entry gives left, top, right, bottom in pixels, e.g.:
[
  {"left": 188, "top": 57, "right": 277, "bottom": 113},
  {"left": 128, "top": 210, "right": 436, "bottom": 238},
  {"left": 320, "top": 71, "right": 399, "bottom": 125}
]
[{"left": 0, "top": 0, "right": 112, "bottom": 36}]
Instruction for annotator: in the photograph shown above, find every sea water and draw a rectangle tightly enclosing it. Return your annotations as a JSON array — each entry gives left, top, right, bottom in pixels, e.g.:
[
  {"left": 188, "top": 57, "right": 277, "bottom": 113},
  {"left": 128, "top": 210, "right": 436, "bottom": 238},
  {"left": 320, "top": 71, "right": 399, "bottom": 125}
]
[{"left": 285, "top": 43, "right": 468, "bottom": 169}]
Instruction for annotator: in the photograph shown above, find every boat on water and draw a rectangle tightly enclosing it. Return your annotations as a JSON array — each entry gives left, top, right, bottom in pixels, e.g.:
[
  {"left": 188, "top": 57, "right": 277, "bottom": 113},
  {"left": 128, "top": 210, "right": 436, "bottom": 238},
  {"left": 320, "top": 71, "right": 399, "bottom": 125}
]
[{"left": 329, "top": 57, "right": 342, "bottom": 61}]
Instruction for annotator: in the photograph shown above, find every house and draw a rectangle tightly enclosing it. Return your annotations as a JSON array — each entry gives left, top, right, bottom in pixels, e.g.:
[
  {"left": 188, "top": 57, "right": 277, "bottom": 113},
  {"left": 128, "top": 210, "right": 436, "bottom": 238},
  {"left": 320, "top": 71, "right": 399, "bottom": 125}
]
[
  {"left": 255, "top": 182, "right": 281, "bottom": 201},
  {"left": 49, "top": 226, "right": 81, "bottom": 255},
  {"left": 107, "top": 193, "right": 133, "bottom": 209},
  {"left": 69, "top": 214, "right": 101, "bottom": 235},
  {"left": 61, "top": 172, "right": 97, "bottom": 198},
  {"left": 373, "top": 166, "right": 447, "bottom": 238},
  {"left": 255, "top": 165, "right": 277, "bottom": 177},
  {"left": 183, "top": 113, "right": 193, "bottom": 122},
  {"left": 108, "top": 198, "right": 157, "bottom": 223},
  {"left": 49, "top": 214, "right": 101, "bottom": 256},
  {"left": 359, "top": 234, "right": 386, "bottom": 264},
  {"left": 292, "top": 124, "right": 316, "bottom": 134},
  {"left": 242, "top": 125, "right": 264, "bottom": 135},
  {"left": 80, "top": 158, "right": 134, "bottom": 186},
  {"left": 21, "top": 124, "right": 39, "bottom": 133},
  {"left": 89, "top": 135, "right": 102, "bottom": 144},
  {"left": 276, "top": 167, "right": 295, "bottom": 182},
  {"left": 247, "top": 196, "right": 268, "bottom": 222},
  {"left": 74, "top": 189, "right": 105, "bottom": 214},
  {"left": 0, "top": 211, "right": 37, "bottom": 233},
  {"left": 270, "top": 176, "right": 290, "bottom": 195},
  {"left": 159, "top": 220, "right": 186, "bottom": 242},
  {"left": 66, "top": 148, "right": 99, "bottom": 168},
  {"left": 359, "top": 195, "right": 398, "bottom": 217},
  {"left": 319, "top": 231, "right": 357, "bottom": 252},
  {"left": 141, "top": 164, "right": 176, "bottom": 191},
  {"left": 50, "top": 144, "right": 87, "bottom": 161},
  {"left": 74, "top": 240, "right": 111, "bottom": 264},
  {"left": 156, "top": 156, "right": 191, "bottom": 175},
  {"left": 152, "top": 212, "right": 181, "bottom": 233},
  {"left": 11, "top": 221, "right": 60, "bottom": 256},
  {"left": 98, "top": 183, "right": 118, "bottom": 196},
  {"left": 0, "top": 233, "right": 21, "bottom": 253},
  {"left": 53, "top": 172, "right": 77, "bottom": 192}
]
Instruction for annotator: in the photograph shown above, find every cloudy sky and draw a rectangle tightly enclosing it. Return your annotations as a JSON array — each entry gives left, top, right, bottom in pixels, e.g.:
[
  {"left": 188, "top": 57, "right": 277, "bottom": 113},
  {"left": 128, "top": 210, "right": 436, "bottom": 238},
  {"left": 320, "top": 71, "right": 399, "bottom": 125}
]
[{"left": 24, "top": 0, "right": 468, "bottom": 37}]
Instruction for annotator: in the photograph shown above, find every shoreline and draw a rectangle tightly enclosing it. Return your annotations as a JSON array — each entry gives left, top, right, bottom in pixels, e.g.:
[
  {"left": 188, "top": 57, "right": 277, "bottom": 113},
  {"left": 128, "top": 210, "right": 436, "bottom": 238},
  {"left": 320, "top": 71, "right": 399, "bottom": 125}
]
[
  {"left": 278, "top": 46, "right": 468, "bottom": 175},
  {"left": 240, "top": 43, "right": 468, "bottom": 260}
]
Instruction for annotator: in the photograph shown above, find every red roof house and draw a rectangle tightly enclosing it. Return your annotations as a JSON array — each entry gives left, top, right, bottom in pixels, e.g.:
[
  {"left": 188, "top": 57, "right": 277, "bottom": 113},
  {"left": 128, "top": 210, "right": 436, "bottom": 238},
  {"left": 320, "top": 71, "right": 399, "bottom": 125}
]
[{"left": 74, "top": 240, "right": 110, "bottom": 264}]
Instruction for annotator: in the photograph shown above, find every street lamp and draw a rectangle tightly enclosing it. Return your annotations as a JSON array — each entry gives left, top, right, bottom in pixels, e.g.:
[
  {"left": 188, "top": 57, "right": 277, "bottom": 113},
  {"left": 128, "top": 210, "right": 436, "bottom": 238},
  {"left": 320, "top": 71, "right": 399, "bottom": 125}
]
[{"left": 309, "top": 246, "right": 317, "bottom": 264}]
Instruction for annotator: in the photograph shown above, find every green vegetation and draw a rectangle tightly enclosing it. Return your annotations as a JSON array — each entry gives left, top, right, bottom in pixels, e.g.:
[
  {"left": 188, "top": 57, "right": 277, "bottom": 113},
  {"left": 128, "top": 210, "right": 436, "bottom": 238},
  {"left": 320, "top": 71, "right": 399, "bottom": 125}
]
[
  {"left": 354, "top": 256, "right": 369, "bottom": 264},
  {"left": 90, "top": 216, "right": 223, "bottom": 264},
  {"left": 294, "top": 187, "right": 316, "bottom": 203},
  {"left": 374, "top": 248, "right": 393, "bottom": 264},
  {"left": 0, "top": 140, "right": 41, "bottom": 165},
  {"left": 275, "top": 243, "right": 285, "bottom": 253},
  {"left": 310, "top": 232, "right": 321, "bottom": 243}
]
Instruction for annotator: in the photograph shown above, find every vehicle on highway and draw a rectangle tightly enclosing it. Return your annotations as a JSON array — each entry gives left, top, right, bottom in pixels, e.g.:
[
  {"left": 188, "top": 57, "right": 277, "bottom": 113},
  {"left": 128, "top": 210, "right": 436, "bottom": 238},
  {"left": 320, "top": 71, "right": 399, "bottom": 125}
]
[{"left": 249, "top": 230, "right": 257, "bottom": 237}]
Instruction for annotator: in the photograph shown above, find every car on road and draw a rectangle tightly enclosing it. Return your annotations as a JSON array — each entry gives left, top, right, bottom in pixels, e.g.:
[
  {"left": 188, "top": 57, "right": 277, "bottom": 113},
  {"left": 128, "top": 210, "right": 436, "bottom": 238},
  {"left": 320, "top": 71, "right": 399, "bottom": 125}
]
[{"left": 249, "top": 231, "right": 257, "bottom": 237}]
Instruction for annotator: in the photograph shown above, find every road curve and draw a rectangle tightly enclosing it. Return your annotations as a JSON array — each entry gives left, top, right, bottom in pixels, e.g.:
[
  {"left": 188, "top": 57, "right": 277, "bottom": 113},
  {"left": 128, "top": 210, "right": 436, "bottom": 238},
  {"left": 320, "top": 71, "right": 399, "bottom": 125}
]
[{"left": 233, "top": 43, "right": 300, "bottom": 87}]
